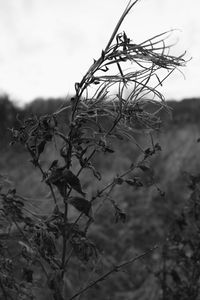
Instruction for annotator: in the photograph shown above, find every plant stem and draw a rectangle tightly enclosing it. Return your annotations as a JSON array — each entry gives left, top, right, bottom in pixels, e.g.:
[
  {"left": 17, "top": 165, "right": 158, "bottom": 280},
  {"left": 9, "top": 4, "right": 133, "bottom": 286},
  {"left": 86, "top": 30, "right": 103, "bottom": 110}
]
[
  {"left": 105, "top": 0, "right": 140, "bottom": 52},
  {"left": 61, "top": 191, "right": 69, "bottom": 277},
  {"left": 69, "top": 245, "right": 158, "bottom": 300}
]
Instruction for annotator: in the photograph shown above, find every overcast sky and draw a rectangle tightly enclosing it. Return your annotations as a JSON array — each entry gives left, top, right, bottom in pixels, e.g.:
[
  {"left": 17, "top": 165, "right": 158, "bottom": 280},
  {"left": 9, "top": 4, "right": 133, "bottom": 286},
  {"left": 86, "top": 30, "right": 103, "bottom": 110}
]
[{"left": 0, "top": 0, "right": 199, "bottom": 105}]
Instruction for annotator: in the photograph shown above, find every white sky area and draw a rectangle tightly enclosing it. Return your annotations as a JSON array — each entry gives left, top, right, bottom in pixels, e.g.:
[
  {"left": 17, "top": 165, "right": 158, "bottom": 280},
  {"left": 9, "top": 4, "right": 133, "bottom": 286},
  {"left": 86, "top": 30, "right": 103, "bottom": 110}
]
[{"left": 0, "top": 0, "right": 199, "bottom": 105}]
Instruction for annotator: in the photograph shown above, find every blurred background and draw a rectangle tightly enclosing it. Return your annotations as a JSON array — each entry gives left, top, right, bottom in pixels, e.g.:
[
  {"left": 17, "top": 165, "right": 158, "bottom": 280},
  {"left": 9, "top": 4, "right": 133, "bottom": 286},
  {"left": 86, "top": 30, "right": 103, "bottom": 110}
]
[{"left": 1, "top": 1, "right": 200, "bottom": 299}]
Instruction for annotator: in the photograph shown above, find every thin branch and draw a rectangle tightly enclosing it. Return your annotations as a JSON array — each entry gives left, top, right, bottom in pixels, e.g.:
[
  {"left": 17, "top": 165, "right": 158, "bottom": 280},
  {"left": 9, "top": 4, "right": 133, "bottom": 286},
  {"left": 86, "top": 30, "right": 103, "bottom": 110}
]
[
  {"left": 91, "top": 158, "right": 146, "bottom": 203},
  {"left": 13, "top": 219, "right": 49, "bottom": 278},
  {"left": 61, "top": 189, "right": 69, "bottom": 276},
  {"left": 63, "top": 149, "right": 97, "bottom": 269},
  {"left": 26, "top": 143, "right": 58, "bottom": 207},
  {"left": 105, "top": 0, "right": 140, "bottom": 52},
  {"left": 69, "top": 245, "right": 158, "bottom": 300}
]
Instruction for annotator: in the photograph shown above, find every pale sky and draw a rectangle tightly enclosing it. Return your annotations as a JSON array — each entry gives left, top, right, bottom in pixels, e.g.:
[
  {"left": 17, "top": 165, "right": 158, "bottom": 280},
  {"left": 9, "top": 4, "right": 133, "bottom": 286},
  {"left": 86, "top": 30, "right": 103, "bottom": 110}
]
[{"left": 0, "top": 0, "right": 199, "bottom": 105}]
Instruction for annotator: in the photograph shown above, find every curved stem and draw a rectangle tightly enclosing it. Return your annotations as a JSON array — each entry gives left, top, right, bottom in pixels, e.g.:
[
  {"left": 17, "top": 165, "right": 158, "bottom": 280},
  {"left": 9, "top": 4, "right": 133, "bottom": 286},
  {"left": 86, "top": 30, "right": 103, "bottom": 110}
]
[{"left": 69, "top": 245, "right": 158, "bottom": 300}]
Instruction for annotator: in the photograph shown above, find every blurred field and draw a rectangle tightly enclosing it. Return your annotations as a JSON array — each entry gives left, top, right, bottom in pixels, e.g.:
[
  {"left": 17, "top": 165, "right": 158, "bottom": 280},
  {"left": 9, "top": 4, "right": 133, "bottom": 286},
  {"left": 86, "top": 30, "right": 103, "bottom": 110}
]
[{"left": 1, "top": 95, "right": 200, "bottom": 299}]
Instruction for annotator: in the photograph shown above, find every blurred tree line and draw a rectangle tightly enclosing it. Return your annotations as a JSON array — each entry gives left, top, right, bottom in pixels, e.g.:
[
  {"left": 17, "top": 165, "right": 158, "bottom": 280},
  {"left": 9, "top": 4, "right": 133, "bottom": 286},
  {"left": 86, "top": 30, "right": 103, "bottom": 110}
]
[
  {"left": 1, "top": 94, "right": 200, "bottom": 151},
  {"left": 0, "top": 95, "right": 69, "bottom": 151}
]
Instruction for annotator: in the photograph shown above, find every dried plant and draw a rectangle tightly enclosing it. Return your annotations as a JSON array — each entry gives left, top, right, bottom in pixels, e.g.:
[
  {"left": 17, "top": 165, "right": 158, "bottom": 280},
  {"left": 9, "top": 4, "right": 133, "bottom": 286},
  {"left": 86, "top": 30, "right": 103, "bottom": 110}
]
[{"left": 0, "top": 1, "right": 186, "bottom": 299}]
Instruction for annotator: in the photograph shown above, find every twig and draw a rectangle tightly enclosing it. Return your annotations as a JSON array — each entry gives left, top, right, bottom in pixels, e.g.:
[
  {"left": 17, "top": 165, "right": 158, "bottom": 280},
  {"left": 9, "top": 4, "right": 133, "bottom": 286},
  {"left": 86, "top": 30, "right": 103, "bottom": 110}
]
[
  {"left": 26, "top": 143, "right": 58, "bottom": 207},
  {"left": 62, "top": 149, "right": 97, "bottom": 269},
  {"left": 64, "top": 248, "right": 74, "bottom": 269},
  {"left": 13, "top": 218, "right": 49, "bottom": 278},
  {"left": 91, "top": 161, "right": 137, "bottom": 203},
  {"left": 69, "top": 245, "right": 158, "bottom": 300},
  {"left": 105, "top": 0, "right": 140, "bottom": 52},
  {"left": 61, "top": 190, "right": 69, "bottom": 276}
]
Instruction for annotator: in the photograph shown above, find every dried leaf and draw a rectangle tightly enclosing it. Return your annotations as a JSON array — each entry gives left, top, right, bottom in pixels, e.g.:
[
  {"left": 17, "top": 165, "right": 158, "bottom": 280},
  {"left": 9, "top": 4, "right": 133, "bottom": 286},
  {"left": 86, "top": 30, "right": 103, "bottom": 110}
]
[
  {"left": 46, "top": 165, "right": 85, "bottom": 196},
  {"left": 62, "top": 169, "right": 85, "bottom": 196},
  {"left": 69, "top": 197, "right": 92, "bottom": 217},
  {"left": 104, "top": 146, "right": 115, "bottom": 153},
  {"left": 71, "top": 236, "right": 97, "bottom": 262},
  {"left": 46, "top": 168, "right": 63, "bottom": 185},
  {"left": 37, "top": 140, "right": 46, "bottom": 156}
]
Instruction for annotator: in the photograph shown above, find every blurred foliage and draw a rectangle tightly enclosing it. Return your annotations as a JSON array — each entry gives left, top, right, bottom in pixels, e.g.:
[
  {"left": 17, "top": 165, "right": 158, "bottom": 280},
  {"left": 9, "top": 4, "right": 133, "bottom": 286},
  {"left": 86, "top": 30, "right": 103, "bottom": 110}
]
[
  {"left": 2, "top": 95, "right": 200, "bottom": 148},
  {"left": 156, "top": 173, "right": 200, "bottom": 300},
  {"left": 1, "top": 96, "right": 200, "bottom": 299}
]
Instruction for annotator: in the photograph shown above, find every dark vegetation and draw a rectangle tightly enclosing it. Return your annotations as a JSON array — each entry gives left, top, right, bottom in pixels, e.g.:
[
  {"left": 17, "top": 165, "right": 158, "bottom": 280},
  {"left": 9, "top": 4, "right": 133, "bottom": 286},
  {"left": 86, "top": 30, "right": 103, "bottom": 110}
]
[
  {"left": 1, "top": 96, "right": 200, "bottom": 300},
  {"left": 1, "top": 1, "right": 200, "bottom": 299},
  {"left": 1, "top": 95, "right": 200, "bottom": 146}
]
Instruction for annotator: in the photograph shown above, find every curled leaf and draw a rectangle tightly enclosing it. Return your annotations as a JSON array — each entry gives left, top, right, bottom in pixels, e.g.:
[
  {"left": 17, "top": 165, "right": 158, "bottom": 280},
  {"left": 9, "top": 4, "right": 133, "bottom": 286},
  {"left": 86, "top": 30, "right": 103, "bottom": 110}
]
[{"left": 46, "top": 165, "right": 85, "bottom": 196}]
